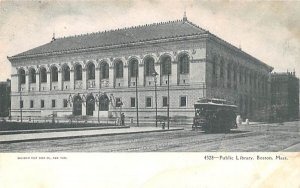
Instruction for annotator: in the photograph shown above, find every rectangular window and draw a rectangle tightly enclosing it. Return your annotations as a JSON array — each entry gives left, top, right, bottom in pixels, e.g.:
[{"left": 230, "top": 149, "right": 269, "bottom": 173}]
[
  {"left": 130, "top": 97, "right": 136, "bottom": 107},
  {"left": 20, "top": 100, "right": 23, "bottom": 108},
  {"left": 180, "top": 96, "right": 187, "bottom": 107},
  {"left": 115, "top": 98, "right": 122, "bottom": 107},
  {"left": 146, "top": 97, "right": 152, "bottom": 107},
  {"left": 162, "top": 96, "right": 168, "bottom": 107},
  {"left": 30, "top": 100, "right": 34, "bottom": 108},
  {"left": 63, "top": 99, "right": 68, "bottom": 108},
  {"left": 52, "top": 100, "right": 56, "bottom": 108},
  {"left": 41, "top": 100, "right": 44, "bottom": 108}
]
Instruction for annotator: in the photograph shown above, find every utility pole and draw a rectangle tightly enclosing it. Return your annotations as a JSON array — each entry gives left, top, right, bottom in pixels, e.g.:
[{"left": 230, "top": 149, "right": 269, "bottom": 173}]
[
  {"left": 167, "top": 69, "right": 170, "bottom": 130},
  {"left": 19, "top": 89, "right": 22, "bottom": 123}
]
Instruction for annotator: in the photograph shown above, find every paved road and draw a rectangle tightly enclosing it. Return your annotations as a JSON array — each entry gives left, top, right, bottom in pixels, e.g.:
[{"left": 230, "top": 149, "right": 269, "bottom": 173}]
[{"left": 0, "top": 121, "right": 299, "bottom": 152}]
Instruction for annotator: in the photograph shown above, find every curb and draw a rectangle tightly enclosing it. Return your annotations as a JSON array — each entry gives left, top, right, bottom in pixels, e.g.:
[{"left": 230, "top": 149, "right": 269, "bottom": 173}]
[
  {"left": 0, "top": 126, "right": 130, "bottom": 135},
  {"left": 0, "top": 128, "right": 184, "bottom": 144}
]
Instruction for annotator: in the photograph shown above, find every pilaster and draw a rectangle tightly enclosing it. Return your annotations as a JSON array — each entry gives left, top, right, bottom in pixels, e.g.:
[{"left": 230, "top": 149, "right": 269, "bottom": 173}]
[
  {"left": 47, "top": 71, "right": 51, "bottom": 91},
  {"left": 95, "top": 67, "right": 100, "bottom": 89},
  {"left": 36, "top": 72, "right": 40, "bottom": 91},
  {"left": 58, "top": 70, "right": 62, "bottom": 90},
  {"left": 70, "top": 70, "right": 74, "bottom": 90},
  {"left": 82, "top": 69, "right": 87, "bottom": 90}
]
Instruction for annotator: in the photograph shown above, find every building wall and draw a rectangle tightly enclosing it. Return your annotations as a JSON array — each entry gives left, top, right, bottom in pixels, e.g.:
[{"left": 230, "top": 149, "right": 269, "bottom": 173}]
[
  {"left": 205, "top": 37, "right": 272, "bottom": 121},
  {"left": 10, "top": 38, "right": 207, "bottom": 119}
]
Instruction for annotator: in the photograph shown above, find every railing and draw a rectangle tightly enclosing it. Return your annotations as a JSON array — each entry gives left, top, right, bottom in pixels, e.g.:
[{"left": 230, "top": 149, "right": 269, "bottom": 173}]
[
  {"left": 87, "top": 80, "right": 95, "bottom": 89},
  {"left": 179, "top": 74, "right": 189, "bottom": 85},
  {"left": 63, "top": 81, "right": 70, "bottom": 90},
  {"left": 115, "top": 78, "right": 124, "bottom": 87},
  {"left": 51, "top": 82, "right": 59, "bottom": 90},
  {"left": 100, "top": 79, "right": 109, "bottom": 88},
  {"left": 40, "top": 83, "right": 48, "bottom": 91},
  {"left": 75, "top": 80, "right": 83, "bottom": 89}
]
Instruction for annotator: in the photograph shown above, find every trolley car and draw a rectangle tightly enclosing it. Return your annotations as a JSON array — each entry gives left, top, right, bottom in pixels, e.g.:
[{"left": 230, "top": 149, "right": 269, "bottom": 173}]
[{"left": 192, "top": 98, "right": 237, "bottom": 133}]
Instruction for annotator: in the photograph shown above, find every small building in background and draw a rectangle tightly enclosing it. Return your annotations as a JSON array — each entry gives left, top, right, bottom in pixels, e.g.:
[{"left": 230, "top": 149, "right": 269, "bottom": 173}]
[
  {"left": 271, "top": 71, "right": 299, "bottom": 121},
  {"left": 0, "top": 79, "right": 11, "bottom": 117}
]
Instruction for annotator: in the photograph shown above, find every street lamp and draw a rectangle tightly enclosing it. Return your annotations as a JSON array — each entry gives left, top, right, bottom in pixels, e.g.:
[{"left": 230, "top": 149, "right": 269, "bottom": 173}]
[
  {"left": 19, "top": 89, "right": 22, "bottom": 123},
  {"left": 152, "top": 71, "right": 158, "bottom": 127},
  {"left": 167, "top": 64, "right": 170, "bottom": 130},
  {"left": 135, "top": 62, "right": 139, "bottom": 127}
]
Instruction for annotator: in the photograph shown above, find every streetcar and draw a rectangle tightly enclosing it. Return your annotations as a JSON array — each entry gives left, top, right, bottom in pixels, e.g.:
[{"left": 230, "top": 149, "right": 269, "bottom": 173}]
[{"left": 192, "top": 98, "right": 238, "bottom": 133}]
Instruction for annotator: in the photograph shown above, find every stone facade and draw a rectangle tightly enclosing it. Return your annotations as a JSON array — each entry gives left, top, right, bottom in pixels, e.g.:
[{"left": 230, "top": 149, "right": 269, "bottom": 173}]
[
  {"left": 8, "top": 18, "right": 273, "bottom": 121},
  {"left": 271, "top": 72, "right": 299, "bottom": 121}
]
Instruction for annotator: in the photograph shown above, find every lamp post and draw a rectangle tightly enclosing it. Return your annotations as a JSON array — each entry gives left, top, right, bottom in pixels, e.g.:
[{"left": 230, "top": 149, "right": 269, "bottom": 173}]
[
  {"left": 152, "top": 71, "right": 158, "bottom": 127},
  {"left": 135, "top": 63, "right": 139, "bottom": 127}
]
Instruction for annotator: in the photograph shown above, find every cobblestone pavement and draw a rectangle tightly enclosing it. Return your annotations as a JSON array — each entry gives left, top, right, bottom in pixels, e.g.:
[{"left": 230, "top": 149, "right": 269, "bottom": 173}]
[{"left": 0, "top": 121, "right": 299, "bottom": 152}]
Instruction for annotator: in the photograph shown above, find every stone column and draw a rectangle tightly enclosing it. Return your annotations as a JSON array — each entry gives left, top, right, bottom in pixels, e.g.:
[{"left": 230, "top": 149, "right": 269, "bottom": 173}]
[
  {"left": 82, "top": 103, "right": 86, "bottom": 116},
  {"left": 58, "top": 70, "right": 62, "bottom": 90},
  {"left": 138, "top": 64, "right": 144, "bottom": 86},
  {"left": 109, "top": 67, "right": 114, "bottom": 88},
  {"left": 70, "top": 70, "right": 74, "bottom": 90},
  {"left": 123, "top": 65, "right": 128, "bottom": 87},
  {"left": 26, "top": 74, "right": 30, "bottom": 91},
  {"left": 170, "top": 61, "right": 176, "bottom": 85},
  {"left": 82, "top": 69, "right": 87, "bottom": 90},
  {"left": 95, "top": 67, "right": 100, "bottom": 89},
  {"left": 36, "top": 72, "right": 40, "bottom": 91},
  {"left": 47, "top": 71, "right": 51, "bottom": 91}
]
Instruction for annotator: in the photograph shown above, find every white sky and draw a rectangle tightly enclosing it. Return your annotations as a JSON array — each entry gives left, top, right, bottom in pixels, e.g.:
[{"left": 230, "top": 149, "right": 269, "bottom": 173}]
[{"left": 0, "top": 0, "right": 299, "bottom": 81}]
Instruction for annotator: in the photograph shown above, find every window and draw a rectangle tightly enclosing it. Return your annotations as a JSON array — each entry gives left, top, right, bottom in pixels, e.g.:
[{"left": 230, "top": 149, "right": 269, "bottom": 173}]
[
  {"left": 115, "top": 98, "right": 122, "bottom": 107},
  {"left": 129, "top": 60, "right": 138, "bottom": 77},
  {"left": 87, "top": 63, "right": 95, "bottom": 80},
  {"left": 63, "top": 99, "right": 68, "bottom": 108},
  {"left": 161, "top": 56, "right": 171, "bottom": 75},
  {"left": 52, "top": 100, "right": 56, "bottom": 108},
  {"left": 130, "top": 97, "right": 136, "bottom": 107},
  {"left": 63, "top": 65, "right": 70, "bottom": 81},
  {"left": 41, "top": 100, "right": 44, "bottom": 108},
  {"left": 115, "top": 61, "right": 123, "bottom": 78},
  {"left": 180, "top": 96, "right": 187, "bottom": 107},
  {"left": 100, "top": 62, "right": 109, "bottom": 79},
  {"left": 20, "top": 100, "right": 23, "bottom": 108},
  {"left": 162, "top": 96, "right": 168, "bottom": 107},
  {"left": 51, "top": 66, "right": 58, "bottom": 82},
  {"left": 146, "top": 97, "right": 152, "bottom": 107},
  {"left": 19, "top": 69, "right": 26, "bottom": 84},
  {"left": 220, "top": 62, "right": 224, "bottom": 78},
  {"left": 179, "top": 54, "right": 189, "bottom": 74},
  {"left": 30, "top": 100, "right": 34, "bottom": 108},
  {"left": 40, "top": 67, "right": 47, "bottom": 83},
  {"left": 29, "top": 69, "right": 36, "bottom": 83},
  {"left": 144, "top": 57, "right": 155, "bottom": 76},
  {"left": 75, "top": 64, "right": 82, "bottom": 80}
]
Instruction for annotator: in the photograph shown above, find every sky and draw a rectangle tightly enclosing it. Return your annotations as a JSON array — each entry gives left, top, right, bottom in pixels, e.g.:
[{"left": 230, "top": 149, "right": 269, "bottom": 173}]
[{"left": 0, "top": 0, "right": 299, "bottom": 81}]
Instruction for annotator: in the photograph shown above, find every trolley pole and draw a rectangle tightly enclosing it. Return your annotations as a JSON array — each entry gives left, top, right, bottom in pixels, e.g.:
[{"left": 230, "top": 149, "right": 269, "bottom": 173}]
[
  {"left": 19, "top": 90, "right": 23, "bottom": 123},
  {"left": 167, "top": 73, "right": 170, "bottom": 130}
]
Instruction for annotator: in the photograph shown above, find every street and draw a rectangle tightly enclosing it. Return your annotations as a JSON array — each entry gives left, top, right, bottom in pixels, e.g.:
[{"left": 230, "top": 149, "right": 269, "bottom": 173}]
[{"left": 0, "top": 121, "right": 299, "bottom": 152}]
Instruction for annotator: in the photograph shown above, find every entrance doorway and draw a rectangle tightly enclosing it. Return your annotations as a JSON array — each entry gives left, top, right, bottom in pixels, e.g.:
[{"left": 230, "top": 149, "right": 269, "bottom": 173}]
[
  {"left": 99, "top": 94, "right": 109, "bottom": 111},
  {"left": 73, "top": 95, "right": 82, "bottom": 116},
  {"left": 86, "top": 95, "right": 95, "bottom": 116}
]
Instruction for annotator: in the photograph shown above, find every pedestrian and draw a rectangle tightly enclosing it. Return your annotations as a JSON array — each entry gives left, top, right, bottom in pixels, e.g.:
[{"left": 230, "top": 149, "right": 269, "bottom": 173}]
[
  {"left": 121, "top": 113, "right": 125, "bottom": 126},
  {"left": 236, "top": 115, "right": 242, "bottom": 127}
]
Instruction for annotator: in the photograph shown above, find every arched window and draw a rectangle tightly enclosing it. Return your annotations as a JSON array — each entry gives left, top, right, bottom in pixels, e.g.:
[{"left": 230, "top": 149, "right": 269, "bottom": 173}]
[
  {"left": 161, "top": 56, "right": 171, "bottom": 75},
  {"left": 62, "top": 65, "right": 70, "bottom": 81},
  {"left": 87, "top": 63, "right": 95, "bottom": 80},
  {"left": 29, "top": 68, "right": 36, "bottom": 83},
  {"left": 144, "top": 57, "right": 155, "bottom": 76},
  {"left": 179, "top": 54, "right": 189, "bottom": 74},
  {"left": 51, "top": 66, "right": 58, "bottom": 82},
  {"left": 19, "top": 69, "right": 26, "bottom": 84},
  {"left": 75, "top": 64, "right": 82, "bottom": 81},
  {"left": 40, "top": 67, "right": 47, "bottom": 83},
  {"left": 220, "top": 61, "right": 224, "bottom": 78},
  {"left": 129, "top": 59, "right": 138, "bottom": 77},
  {"left": 115, "top": 61, "right": 123, "bottom": 78},
  {"left": 100, "top": 62, "right": 109, "bottom": 79}
]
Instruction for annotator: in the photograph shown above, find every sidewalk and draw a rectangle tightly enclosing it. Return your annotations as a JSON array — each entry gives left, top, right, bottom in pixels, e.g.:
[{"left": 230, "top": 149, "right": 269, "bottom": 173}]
[{"left": 0, "top": 127, "right": 183, "bottom": 143}]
